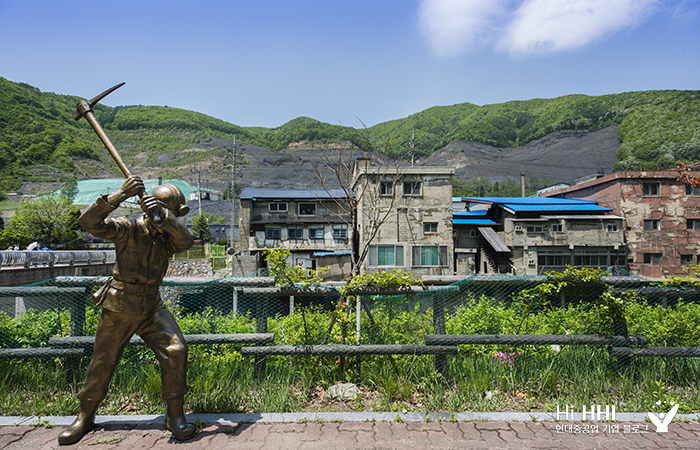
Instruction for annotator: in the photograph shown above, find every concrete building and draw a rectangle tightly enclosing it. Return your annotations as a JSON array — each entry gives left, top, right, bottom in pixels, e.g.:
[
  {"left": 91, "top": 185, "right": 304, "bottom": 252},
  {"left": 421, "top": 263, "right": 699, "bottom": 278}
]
[
  {"left": 453, "top": 197, "right": 626, "bottom": 276},
  {"left": 189, "top": 189, "right": 223, "bottom": 202},
  {"left": 353, "top": 164, "right": 455, "bottom": 277},
  {"left": 541, "top": 169, "right": 700, "bottom": 279},
  {"left": 238, "top": 188, "right": 352, "bottom": 279}
]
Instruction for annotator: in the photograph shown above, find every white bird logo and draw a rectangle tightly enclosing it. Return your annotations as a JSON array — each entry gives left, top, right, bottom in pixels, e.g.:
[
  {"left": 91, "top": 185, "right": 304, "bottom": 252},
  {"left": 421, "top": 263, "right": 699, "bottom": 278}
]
[{"left": 648, "top": 402, "right": 679, "bottom": 433}]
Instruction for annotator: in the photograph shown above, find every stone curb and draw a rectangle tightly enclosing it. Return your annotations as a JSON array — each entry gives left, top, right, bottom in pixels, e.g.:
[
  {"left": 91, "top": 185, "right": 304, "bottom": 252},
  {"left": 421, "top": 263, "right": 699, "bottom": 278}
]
[{"left": 2, "top": 411, "right": 699, "bottom": 427}]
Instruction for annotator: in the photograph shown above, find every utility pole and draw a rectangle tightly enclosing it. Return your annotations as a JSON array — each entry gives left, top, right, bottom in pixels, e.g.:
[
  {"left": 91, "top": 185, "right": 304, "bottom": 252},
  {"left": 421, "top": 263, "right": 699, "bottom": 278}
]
[
  {"left": 410, "top": 128, "right": 416, "bottom": 166},
  {"left": 196, "top": 162, "right": 203, "bottom": 215},
  {"left": 231, "top": 135, "right": 237, "bottom": 251},
  {"left": 227, "top": 134, "right": 244, "bottom": 252}
]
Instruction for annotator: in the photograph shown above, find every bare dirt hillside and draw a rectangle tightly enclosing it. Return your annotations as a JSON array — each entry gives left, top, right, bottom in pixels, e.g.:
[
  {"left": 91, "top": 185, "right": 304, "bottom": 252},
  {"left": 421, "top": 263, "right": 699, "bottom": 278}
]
[
  {"left": 418, "top": 126, "right": 620, "bottom": 185},
  {"left": 211, "top": 126, "right": 620, "bottom": 190},
  {"left": 18, "top": 126, "right": 620, "bottom": 198}
]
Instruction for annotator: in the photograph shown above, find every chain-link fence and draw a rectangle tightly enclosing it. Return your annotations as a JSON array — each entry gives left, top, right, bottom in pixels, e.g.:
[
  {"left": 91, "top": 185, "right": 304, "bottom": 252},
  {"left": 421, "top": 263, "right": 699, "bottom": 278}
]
[{"left": 1, "top": 273, "right": 699, "bottom": 415}]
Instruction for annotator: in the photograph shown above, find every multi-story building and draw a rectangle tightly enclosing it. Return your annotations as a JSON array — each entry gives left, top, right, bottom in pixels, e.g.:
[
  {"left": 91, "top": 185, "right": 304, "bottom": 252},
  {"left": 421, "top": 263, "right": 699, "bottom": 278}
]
[
  {"left": 238, "top": 188, "right": 352, "bottom": 278},
  {"left": 541, "top": 169, "right": 700, "bottom": 279},
  {"left": 453, "top": 197, "right": 626, "bottom": 276},
  {"left": 352, "top": 164, "right": 455, "bottom": 277}
]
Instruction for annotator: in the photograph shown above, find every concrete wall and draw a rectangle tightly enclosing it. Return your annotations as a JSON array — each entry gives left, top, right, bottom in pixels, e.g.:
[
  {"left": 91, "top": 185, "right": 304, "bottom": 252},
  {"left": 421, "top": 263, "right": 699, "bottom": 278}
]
[
  {"left": 355, "top": 166, "right": 455, "bottom": 276},
  {"left": 502, "top": 216, "right": 625, "bottom": 276},
  {"left": 543, "top": 170, "right": 700, "bottom": 279},
  {"left": 0, "top": 263, "right": 114, "bottom": 287}
]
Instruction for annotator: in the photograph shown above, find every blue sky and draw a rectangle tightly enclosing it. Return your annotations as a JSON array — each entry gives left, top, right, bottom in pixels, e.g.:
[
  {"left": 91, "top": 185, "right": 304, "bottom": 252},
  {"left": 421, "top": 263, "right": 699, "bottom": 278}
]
[{"left": 1, "top": 0, "right": 698, "bottom": 129}]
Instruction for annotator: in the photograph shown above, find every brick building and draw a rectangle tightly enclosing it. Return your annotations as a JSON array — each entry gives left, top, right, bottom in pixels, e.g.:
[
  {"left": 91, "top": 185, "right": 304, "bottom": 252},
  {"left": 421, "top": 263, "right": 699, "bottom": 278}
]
[{"left": 541, "top": 169, "right": 700, "bottom": 279}]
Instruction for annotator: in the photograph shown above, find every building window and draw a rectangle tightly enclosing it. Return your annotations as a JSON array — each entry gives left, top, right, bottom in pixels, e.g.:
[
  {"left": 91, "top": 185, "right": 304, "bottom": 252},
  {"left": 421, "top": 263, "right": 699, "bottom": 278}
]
[
  {"left": 681, "top": 255, "right": 695, "bottom": 265},
  {"left": 644, "top": 253, "right": 662, "bottom": 264},
  {"left": 298, "top": 203, "right": 316, "bottom": 215},
  {"left": 288, "top": 228, "right": 303, "bottom": 240},
  {"left": 551, "top": 223, "right": 563, "bottom": 232},
  {"left": 265, "top": 228, "right": 281, "bottom": 240},
  {"left": 469, "top": 229, "right": 479, "bottom": 238},
  {"left": 574, "top": 252, "right": 609, "bottom": 267},
  {"left": 606, "top": 224, "right": 619, "bottom": 232},
  {"left": 308, "top": 228, "right": 324, "bottom": 240},
  {"left": 403, "top": 181, "right": 421, "bottom": 196},
  {"left": 642, "top": 182, "right": 660, "bottom": 196},
  {"left": 412, "top": 245, "right": 448, "bottom": 267},
  {"left": 687, "top": 219, "right": 700, "bottom": 230},
  {"left": 526, "top": 225, "right": 544, "bottom": 233},
  {"left": 686, "top": 185, "right": 700, "bottom": 195},
  {"left": 423, "top": 222, "right": 438, "bottom": 234},
  {"left": 380, "top": 182, "right": 393, "bottom": 196},
  {"left": 538, "top": 253, "right": 571, "bottom": 267},
  {"left": 644, "top": 220, "right": 660, "bottom": 230},
  {"left": 269, "top": 202, "right": 288, "bottom": 212},
  {"left": 333, "top": 228, "right": 348, "bottom": 240},
  {"left": 369, "top": 245, "right": 404, "bottom": 266}
]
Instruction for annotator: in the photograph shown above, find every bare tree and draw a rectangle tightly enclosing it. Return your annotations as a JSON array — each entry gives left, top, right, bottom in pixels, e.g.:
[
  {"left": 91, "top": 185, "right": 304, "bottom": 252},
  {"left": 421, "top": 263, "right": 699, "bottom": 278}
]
[{"left": 312, "top": 130, "right": 405, "bottom": 278}]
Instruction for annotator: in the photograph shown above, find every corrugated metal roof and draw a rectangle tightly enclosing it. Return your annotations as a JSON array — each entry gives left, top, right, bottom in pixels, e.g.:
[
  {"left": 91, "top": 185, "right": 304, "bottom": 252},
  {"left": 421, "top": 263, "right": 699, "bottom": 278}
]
[
  {"left": 71, "top": 179, "right": 195, "bottom": 205},
  {"left": 503, "top": 204, "right": 611, "bottom": 213},
  {"left": 453, "top": 219, "right": 497, "bottom": 225},
  {"left": 461, "top": 196, "right": 596, "bottom": 204},
  {"left": 240, "top": 188, "right": 350, "bottom": 200},
  {"left": 479, "top": 227, "right": 510, "bottom": 253},
  {"left": 313, "top": 250, "right": 351, "bottom": 257},
  {"left": 453, "top": 210, "right": 488, "bottom": 217},
  {"left": 460, "top": 196, "right": 610, "bottom": 213}
]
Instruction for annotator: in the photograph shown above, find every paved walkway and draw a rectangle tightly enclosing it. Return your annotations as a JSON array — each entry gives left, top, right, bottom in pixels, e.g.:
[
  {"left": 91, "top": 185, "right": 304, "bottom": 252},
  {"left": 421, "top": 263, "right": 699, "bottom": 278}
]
[{"left": 1, "top": 413, "right": 698, "bottom": 449}]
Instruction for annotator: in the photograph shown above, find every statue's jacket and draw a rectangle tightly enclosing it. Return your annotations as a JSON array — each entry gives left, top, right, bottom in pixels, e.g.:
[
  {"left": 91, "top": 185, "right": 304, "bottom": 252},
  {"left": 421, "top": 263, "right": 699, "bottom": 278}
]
[{"left": 78, "top": 195, "right": 194, "bottom": 315}]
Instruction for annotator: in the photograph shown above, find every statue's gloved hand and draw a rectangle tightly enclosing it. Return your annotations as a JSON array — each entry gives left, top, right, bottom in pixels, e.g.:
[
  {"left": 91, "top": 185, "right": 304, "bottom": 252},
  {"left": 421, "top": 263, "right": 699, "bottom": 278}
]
[
  {"left": 139, "top": 194, "right": 166, "bottom": 223},
  {"left": 121, "top": 176, "right": 145, "bottom": 198}
]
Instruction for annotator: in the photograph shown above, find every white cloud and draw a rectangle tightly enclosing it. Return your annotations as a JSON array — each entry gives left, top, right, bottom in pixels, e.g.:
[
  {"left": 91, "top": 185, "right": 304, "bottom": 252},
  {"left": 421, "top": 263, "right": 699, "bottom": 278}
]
[
  {"left": 417, "top": 0, "right": 509, "bottom": 56},
  {"left": 499, "top": 0, "right": 660, "bottom": 55},
  {"left": 418, "top": 0, "right": 662, "bottom": 57}
]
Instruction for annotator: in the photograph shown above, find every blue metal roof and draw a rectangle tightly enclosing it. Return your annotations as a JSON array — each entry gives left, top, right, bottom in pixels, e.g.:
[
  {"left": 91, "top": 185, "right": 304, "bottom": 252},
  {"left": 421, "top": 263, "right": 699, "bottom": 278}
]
[
  {"left": 461, "top": 196, "right": 598, "bottom": 204},
  {"left": 313, "top": 250, "right": 351, "bottom": 257},
  {"left": 505, "top": 204, "right": 611, "bottom": 212},
  {"left": 453, "top": 219, "right": 497, "bottom": 226},
  {"left": 460, "top": 197, "right": 610, "bottom": 213},
  {"left": 454, "top": 210, "right": 488, "bottom": 217},
  {"left": 240, "top": 188, "right": 350, "bottom": 200}
]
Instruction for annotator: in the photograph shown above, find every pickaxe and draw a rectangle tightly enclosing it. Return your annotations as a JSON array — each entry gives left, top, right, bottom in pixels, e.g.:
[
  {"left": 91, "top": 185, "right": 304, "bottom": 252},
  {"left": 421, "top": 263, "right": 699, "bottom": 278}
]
[{"left": 74, "top": 82, "right": 162, "bottom": 224}]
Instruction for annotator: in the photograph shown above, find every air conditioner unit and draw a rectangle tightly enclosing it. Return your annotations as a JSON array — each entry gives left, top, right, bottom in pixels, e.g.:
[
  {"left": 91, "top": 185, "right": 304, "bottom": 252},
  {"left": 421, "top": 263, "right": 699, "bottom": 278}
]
[{"left": 514, "top": 225, "right": 523, "bottom": 232}]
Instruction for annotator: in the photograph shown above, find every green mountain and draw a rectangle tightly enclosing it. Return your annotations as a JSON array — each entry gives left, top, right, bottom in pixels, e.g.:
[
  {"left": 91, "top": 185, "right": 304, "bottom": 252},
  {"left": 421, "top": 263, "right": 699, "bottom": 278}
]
[{"left": 1, "top": 76, "right": 699, "bottom": 193}]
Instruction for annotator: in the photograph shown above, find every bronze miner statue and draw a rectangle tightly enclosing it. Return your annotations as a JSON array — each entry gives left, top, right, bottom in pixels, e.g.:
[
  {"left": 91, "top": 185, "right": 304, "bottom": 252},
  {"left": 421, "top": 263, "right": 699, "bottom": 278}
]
[
  {"left": 58, "top": 177, "right": 195, "bottom": 445},
  {"left": 59, "top": 83, "right": 196, "bottom": 445}
]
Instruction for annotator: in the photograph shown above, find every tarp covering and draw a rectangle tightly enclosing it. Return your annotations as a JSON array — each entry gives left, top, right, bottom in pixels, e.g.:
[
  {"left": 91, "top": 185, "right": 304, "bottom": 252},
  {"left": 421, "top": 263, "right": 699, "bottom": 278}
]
[{"left": 71, "top": 179, "right": 195, "bottom": 205}]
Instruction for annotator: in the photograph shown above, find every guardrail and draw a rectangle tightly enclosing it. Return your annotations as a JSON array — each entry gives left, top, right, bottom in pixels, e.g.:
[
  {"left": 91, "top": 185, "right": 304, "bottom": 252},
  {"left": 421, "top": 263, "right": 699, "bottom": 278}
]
[{"left": 0, "top": 250, "right": 116, "bottom": 270}]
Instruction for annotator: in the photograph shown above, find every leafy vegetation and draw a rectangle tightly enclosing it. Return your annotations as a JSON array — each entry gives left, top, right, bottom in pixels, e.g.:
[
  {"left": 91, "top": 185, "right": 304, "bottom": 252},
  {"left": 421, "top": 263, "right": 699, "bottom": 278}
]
[
  {"left": 2, "top": 76, "right": 699, "bottom": 192},
  {"left": 190, "top": 214, "right": 213, "bottom": 241},
  {"left": 2, "top": 282, "right": 700, "bottom": 415},
  {"left": 264, "top": 247, "right": 328, "bottom": 287},
  {"left": 0, "top": 192, "right": 82, "bottom": 249}
]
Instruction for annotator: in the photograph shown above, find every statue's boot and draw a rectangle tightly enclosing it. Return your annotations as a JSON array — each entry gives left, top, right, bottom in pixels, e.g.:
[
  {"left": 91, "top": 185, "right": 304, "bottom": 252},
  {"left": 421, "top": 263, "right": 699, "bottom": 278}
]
[
  {"left": 58, "top": 400, "right": 98, "bottom": 445},
  {"left": 165, "top": 397, "right": 195, "bottom": 440}
]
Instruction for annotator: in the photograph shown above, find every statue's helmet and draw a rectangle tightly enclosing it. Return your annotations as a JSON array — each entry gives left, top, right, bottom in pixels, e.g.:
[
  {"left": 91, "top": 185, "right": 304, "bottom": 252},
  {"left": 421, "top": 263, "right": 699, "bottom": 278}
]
[{"left": 151, "top": 184, "right": 190, "bottom": 217}]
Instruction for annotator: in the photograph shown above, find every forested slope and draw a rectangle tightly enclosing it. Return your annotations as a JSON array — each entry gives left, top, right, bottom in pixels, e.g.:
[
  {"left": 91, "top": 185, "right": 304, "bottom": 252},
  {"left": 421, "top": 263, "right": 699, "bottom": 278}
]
[{"left": 1, "top": 76, "right": 698, "bottom": 193}]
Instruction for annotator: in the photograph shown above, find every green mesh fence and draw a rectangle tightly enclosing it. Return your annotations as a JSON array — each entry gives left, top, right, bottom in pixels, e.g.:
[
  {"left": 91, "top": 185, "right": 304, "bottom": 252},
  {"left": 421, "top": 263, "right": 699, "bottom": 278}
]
[{"left": 1, "top": 273, "right": 700, "bottom": 415}]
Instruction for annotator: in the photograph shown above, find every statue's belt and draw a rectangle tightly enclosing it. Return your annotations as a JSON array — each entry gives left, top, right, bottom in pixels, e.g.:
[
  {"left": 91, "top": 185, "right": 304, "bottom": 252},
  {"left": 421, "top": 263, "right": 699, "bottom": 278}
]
[{"left": 111, "top": 280, "right": 160, "bottom": 295}]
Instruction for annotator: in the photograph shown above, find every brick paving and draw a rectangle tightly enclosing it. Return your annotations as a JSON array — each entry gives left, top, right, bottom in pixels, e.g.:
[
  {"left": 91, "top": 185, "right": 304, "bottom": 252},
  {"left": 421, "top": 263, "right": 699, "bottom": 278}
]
[{"left": 1, "top": 419, "right": 699, "bottom": 449}]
